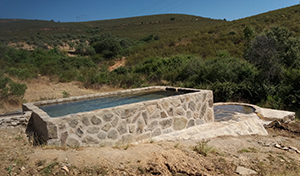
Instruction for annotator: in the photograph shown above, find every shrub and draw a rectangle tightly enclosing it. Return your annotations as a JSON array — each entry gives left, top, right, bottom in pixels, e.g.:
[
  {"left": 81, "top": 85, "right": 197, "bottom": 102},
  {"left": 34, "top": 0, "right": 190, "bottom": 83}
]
[
  {"left": 5, "top": 67, "right": 34, "bottom": 80},
  {"left": 75, "top": 43, "right": 96, "bottom": 56},
  {"left": 193, "top": 139, "right": 214, "bottom": 156},
  {"left": 0, "top": 75, "right": 27, "bottom": 104},
  {"left": 90, "top": 33, "right": 122, "bottom": 59},
  {"left": 62, "top": 90, "right": 70, "bottom": 98}
]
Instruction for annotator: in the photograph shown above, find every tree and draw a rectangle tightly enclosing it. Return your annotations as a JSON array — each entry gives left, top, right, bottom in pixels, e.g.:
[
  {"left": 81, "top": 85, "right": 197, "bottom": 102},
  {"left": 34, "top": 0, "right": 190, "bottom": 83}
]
[
  {"left": 243, "top": 26, "right": 255, "bottom": 40},
  {"left": 245, "top": 26, "right": 300, "bottom": 85},
  {"left": 90, "top": 33, "right": 122, "bottom": 59},
  {"left": 75, "top": 43, "right": 96, "bottom": 56}
]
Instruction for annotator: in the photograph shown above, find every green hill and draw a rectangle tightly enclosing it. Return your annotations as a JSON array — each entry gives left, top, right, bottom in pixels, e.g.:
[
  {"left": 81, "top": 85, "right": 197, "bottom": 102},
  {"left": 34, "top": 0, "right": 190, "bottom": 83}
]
[
  {"left": 1, "top": 4, "right": 300, "bottom": 116},
  {"left": 0, "top": 14, "right": 225, "bottom": 41}
]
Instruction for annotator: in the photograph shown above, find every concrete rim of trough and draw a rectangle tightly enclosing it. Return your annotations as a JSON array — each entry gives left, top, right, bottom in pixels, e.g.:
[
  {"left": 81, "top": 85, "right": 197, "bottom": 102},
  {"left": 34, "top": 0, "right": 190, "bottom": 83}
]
[{"left": 213, "top": 102, "right": 295, "bottom": 121}]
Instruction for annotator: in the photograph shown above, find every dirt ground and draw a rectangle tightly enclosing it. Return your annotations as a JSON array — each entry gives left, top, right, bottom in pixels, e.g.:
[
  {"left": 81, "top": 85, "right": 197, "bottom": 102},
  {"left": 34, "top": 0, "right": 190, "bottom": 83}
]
[
  {"left": 1, "top": 76, "right": 300, "bottom": 175},
  {"left": 1, "top": 120, "right": 300, "bottom": 176}
]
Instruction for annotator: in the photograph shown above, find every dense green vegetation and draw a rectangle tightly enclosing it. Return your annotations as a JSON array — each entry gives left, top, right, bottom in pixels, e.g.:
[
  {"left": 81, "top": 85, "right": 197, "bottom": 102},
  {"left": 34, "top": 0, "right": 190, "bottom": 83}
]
[{"left": 1, "top": 4, "right": 300, "bottom": 117}]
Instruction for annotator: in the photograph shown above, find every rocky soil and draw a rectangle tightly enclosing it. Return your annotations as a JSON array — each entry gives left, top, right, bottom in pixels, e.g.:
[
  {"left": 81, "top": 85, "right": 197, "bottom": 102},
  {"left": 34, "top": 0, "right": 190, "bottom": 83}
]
[{"left": 0, "top": 119, "right": 299, "bottom": 176}]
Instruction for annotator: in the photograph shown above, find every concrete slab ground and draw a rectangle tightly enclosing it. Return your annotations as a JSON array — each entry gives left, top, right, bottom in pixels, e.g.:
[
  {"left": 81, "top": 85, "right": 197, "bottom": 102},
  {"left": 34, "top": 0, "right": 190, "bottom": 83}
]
[
  {"left": 151, "top": 103, "right": 295, "bottom": 143},
  {"left": 255, "top": 107, "right": 295, "bottom": 121},
  {"left": 152, "top": 113, "right": 267, "bottom": 142}
]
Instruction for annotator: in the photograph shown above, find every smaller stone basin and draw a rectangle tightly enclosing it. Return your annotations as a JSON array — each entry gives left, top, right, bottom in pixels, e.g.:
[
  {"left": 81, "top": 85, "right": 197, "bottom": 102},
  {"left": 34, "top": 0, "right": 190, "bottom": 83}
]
[{"left": 214, "top": 105, "right": 255, "bottom": 122}]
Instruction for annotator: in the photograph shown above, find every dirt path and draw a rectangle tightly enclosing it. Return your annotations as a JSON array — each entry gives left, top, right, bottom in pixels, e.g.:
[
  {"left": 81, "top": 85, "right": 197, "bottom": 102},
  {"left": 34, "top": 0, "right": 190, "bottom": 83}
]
[
  {"left": 1, "top": 121, "right": 300, "bottom": 175},
  {"left": 108, "top": 57, "right": 126, "bottom": 71}
]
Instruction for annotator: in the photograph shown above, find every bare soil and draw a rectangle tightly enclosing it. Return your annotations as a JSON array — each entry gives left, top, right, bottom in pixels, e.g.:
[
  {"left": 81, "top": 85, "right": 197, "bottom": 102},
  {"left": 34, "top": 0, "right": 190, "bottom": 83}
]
[
  {"left": 1, "top": 121, "right": 300, "bottom": 175},
  {"left": 108, "top": 57, "right": 126, "bottom": 71}
]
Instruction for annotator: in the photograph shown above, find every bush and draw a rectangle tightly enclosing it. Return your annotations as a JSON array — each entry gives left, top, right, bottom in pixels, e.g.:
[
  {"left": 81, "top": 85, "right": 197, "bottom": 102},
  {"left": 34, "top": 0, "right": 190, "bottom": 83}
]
[
  {"left": 0, "top": 75, "right": 27, "bottom": 104},
  {"left": 90, "top": 33, "right": 122, "bottom": 59},
  {"left": 245, "top": 26, "right": 300, "bottom": 85},
  {"left": 75, "top": 43, "right": 96, "bottom": 56},
  {"left": 5, "top": 67, "right": 35, "bottom": 80}
]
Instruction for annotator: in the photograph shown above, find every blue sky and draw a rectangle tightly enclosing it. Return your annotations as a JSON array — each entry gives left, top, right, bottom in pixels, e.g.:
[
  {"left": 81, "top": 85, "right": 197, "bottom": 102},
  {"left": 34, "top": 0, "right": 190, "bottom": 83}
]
[{"left": 0, "top": 0, "right": 299, "bottom": 22}]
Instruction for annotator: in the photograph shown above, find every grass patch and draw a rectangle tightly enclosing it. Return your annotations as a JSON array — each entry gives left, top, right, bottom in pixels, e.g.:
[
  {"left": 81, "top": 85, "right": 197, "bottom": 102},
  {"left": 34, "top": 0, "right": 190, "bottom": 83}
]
[
  {"left": 193, "top": 139, "right": 215, "bottom": 156},
  {"left": 41, "top": 159, "right": 59, "bottom": 175},
  {"left": 82, "top": 166, "right": 108, "bottom": 175}
]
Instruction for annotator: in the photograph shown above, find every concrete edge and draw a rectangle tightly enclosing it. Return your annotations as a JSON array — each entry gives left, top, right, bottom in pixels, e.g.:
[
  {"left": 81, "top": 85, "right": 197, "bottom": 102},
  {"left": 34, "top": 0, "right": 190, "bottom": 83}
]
[{"left": 213, "top": 102, "right": 295, "bottom": 121}]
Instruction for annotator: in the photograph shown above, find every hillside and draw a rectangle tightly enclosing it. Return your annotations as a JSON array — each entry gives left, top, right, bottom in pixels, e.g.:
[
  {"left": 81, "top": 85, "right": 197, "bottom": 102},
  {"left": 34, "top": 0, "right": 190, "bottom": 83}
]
[
  {"left": 1, "top": 4, "right": 300, "bottom": 117},
  {"left": 0, "top": 14, "right": 225, "bottom": 42}
]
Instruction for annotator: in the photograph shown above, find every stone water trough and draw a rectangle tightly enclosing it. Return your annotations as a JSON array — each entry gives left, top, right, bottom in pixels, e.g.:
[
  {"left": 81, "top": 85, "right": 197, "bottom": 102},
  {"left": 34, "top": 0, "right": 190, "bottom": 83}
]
[{"left": 22, "top": 86, "right": 214, "bottom": 147}]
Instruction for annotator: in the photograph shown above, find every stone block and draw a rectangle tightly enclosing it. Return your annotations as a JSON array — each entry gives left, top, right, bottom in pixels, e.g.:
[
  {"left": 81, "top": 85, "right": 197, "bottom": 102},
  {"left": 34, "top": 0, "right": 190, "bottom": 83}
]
[
  {"left": 111, "top": 117, "right": 118, "bottom": 127},
  {"left": 187, "top": 119, "right": 195, "bottom": 128},
  {"left": 193, "top": 113, "right": 199, "bottom": 119},
  {"left": 117, "top": 122, "right": 128, "bottom": 135},
  {"left": 102, "top": 123, "right": 112, "bottom": 132},
  {"left": 136, "top": 119, "right": 144, "bottom": 134},
  {"left": 87, "top": 127, "right": 100, "bottom": 134},
  {"left": 67, "top": 138, "right": 80, "bottom": 147},
  {"left": 167, "top": 107, "right": 174, "bottom": 116},
  {"left": 147, "top": 121, "right": 158, "bottom": 131},
  {"left": 163, "top": 128, "right": 173, "bottom": 134},
  {"left": 97, "top": 132, "right": 107, "bottom": 139},
  {"left": 197, "top": 102, "right": 201, "bottom": 111},
  {"left": 201, "top": 103, "right": 207, "bottom": 117},
  {"left": 208, "top": 99, "right": 213, "bottom": 107},
  {"left": 83, "top": 135, "right": 99, "bottom": 144},
  {"left": 68, "top": 119, "right": 78, "bottom": 128},
  {"left": 47, "top": 122, "right": 58, "bottom": 139},
  {"left": 182, "top": 103, "right": 187, "bottom": 110},
  {"left": 206, "top": 109, "right": 214, "bottom": 122},
  {"left": 187, "top": 111, "right": 192, "bottom": 119},
  {"left": 150, "top": 112, "right": 160, "bottom": 119},
  {"left": 76, "top": 127, "right": 84, "bottom": 137},
  {"left": 131, "top": 113, "right": 141, "bottom": 123},
  {"left": 60, "top": 131, "right": 68, "bottom": 146},
  {"left": 159, "top": 119, "right": 173, "bottom": 129},
  {"left": 81, "top": 116, "right": 90, "bottom": 126},
  {"left": 160, "top": 111, "right": 168, "bottom": 118},
  {"left": 188, "top": 101, "right": 196, "bottom": 111},
  {"left": 195, "top": 119, "right": 205, "bottom": 125},
  {"left": 161, "top": 100, "right": 169, "bottom": 110},
  {"left": 136, "top": 133, "right": 151, "bottom": 141},
  {"left": 91, "top": 115, "right": 102, "bottom": 125},
  {"left": 129, "top": 125, "right": 135, "bottom": 133},
  {"left": 170, "top": 99, "right": 181, "bottom": 107},
  {"left": 202, "top": 93, "right": 207, "bottom": 102},
  {"left": 116, "top": 107, "right": 138, "bottom": 119},
  {"left": 120, "top": 134, "right": 136, "bottom": 143},
  {"left": 102, "top": 112, "right": 114, "bottom": 122},
  {"left": 107, "top": 129, "right": 118, "bottom": 139},
  {"left": 146, "top": 104, "right": 157, "bottom": 115},
  {"left": 152, "top": 128, "right": 161, "bottom": 137},
  {"left": 175, "top": 107, "right": 185, "bottom": 116},
  {"left": 173, "top": 117, "right": 187, "bottom": 131},
  {"left": 142, "top": 111, "right": 148, "bottom": 125}
]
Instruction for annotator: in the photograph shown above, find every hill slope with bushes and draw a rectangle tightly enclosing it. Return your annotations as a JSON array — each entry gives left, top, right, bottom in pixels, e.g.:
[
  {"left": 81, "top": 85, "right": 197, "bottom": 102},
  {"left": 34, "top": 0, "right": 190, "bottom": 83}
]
[{"left": 1, "top": 5, "right": 300, "bottom": 116}]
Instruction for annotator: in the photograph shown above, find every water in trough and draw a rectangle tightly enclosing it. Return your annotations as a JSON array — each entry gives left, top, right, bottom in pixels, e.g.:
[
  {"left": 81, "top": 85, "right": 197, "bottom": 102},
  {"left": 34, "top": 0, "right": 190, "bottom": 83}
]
[
  {"left": 40, "top": 90, "right": 184, "bottom": 117},
  {"left": 214, "top": 105, "right": 255, "bottom": 122}
]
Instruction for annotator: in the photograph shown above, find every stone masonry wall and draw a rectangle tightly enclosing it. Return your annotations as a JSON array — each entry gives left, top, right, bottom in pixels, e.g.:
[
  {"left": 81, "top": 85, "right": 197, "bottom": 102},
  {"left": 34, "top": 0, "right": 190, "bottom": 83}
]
[
  {"left": 23, "top": 87, "right": 214, "bottom": 147},
  {"left": 0, "top": 111, "right": 32, "bottom": 128}
]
